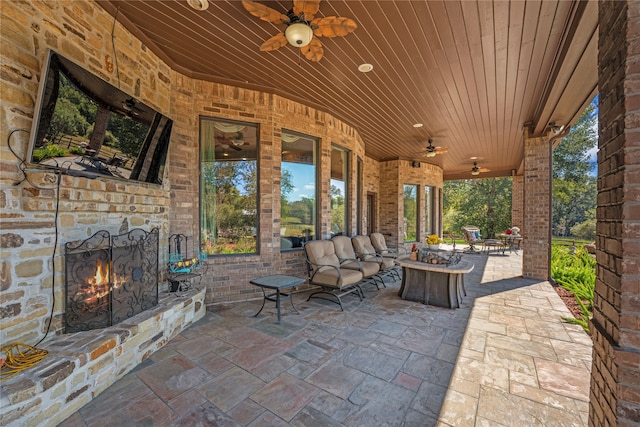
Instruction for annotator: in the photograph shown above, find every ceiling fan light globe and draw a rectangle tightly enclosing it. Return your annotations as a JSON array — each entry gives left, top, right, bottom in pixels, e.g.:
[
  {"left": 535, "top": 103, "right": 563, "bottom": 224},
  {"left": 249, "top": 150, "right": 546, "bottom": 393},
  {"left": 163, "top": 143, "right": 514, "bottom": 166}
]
[
  {"left": 285, "top": 22, "right": 314, "bottom": 47},
  {"left": 471, "top": 170, "right": 480, "bottom": 176},
  {"left": 425, "top": 151, "right": 437, "bottom": 158},
  {"left": 187, "top": 0, "right": 209, "bottom": 11}
]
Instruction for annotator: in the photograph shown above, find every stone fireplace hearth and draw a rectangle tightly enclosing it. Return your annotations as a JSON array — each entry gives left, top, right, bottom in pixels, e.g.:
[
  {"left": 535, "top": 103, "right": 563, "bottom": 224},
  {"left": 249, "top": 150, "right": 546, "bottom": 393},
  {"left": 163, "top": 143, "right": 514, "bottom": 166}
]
[{"left": 0, "top": 288, "right": 206, "bottom": 427}]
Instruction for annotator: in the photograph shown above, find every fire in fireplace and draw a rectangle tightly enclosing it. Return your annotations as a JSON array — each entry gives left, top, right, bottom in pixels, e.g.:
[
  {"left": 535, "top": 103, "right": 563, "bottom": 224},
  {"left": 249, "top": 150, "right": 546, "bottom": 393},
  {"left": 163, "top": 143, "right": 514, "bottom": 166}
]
[{"left": 64, "top": 228, "right": 159, "bottom": 333}]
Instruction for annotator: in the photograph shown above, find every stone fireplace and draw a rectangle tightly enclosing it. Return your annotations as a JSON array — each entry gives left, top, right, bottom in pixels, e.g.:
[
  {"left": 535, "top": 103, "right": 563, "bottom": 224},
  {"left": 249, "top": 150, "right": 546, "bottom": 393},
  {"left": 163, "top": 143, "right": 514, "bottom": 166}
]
[{"left": 64, "top": 228, "right": 159, "bottom": 332}]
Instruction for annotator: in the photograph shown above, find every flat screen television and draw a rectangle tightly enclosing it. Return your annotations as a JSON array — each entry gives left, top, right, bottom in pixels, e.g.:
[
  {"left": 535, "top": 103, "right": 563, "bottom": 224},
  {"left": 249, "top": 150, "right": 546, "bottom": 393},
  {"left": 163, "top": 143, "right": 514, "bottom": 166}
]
[{"left": 27, "top": 49, "right": 173, "bottom": 184}]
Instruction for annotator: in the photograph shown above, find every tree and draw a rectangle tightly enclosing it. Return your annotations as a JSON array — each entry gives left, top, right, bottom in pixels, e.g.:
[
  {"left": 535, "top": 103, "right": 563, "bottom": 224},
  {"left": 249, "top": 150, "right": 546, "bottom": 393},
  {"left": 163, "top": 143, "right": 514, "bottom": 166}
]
[
  {"left": 280, "top": 169, "right": 294, "bottom": 219},
  {"left": 443, "top": 177, "right": 512, "bottom": 238},
  {"left": 552, "top": 101, "right": 597, "bottom": 238},
  {"left": 330, "top": 184, "right": 344, "bottom": 234},
  {"left": 106, "top": 113, "right": 149, "bottom": 157}
]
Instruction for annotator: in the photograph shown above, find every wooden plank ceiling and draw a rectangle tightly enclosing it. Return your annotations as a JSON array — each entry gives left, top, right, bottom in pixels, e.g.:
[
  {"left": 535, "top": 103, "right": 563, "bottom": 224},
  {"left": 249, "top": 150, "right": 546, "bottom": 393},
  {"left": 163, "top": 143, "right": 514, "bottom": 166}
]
[{"left": 97, "top": 0, "right": 598, "bottom": 180}]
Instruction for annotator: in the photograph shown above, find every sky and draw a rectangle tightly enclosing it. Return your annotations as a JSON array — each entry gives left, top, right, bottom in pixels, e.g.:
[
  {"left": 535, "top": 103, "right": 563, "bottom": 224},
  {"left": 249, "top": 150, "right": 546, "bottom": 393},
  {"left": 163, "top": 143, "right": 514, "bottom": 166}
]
[{"left": 283, "top": 162, "right": 316, "bottom": 201}]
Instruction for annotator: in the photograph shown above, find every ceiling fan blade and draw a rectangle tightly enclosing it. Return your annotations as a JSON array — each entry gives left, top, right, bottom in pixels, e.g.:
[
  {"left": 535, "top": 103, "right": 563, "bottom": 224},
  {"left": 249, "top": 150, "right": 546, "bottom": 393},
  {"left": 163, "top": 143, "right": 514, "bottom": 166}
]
[
  {"left": 301, "top": 37, "right": 324, "bottom": 61},
  {"left": 260, "top": 33, "right": 288, "bottom": 51},
  {"left": 293, "top": 0, "right": 320, "bottom": 20},
  {"left": 435, "top": 147, "right": 448, "bottom": 154},
  {"left": 479, "top": 167, "right": 491, "bottom": 173},
  {"left": 242, "top": 0, "right": 288, "bottom": 24},
  {"left": 312, "top": 16, "right": 357, "bottom": 37}
]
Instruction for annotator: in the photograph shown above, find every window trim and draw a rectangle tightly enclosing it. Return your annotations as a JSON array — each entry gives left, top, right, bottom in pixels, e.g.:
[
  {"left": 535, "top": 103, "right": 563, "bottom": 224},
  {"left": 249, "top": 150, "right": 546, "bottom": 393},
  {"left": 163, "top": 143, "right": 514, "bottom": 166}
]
[
  {"left": 330, "top": 144, "right": 350, "bottom": 237},
  {"left": 280, "top": 129, "right": 319, "bottom": 252},
  {"left": 198, "top": 115, "right": 261, "bottom": 257}
]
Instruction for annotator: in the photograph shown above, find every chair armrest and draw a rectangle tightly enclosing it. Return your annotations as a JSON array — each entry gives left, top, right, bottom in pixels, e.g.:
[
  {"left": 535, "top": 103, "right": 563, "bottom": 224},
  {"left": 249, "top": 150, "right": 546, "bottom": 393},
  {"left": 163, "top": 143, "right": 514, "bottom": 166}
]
[
  {"left": 355, "top": 250, "right": 384, "bottom": 264},
  {"left": 338, "top": 257, "right": 363, "bottom": 268},
  {"left": 307, "top": 261, "right": 342, "bottom": 282}
]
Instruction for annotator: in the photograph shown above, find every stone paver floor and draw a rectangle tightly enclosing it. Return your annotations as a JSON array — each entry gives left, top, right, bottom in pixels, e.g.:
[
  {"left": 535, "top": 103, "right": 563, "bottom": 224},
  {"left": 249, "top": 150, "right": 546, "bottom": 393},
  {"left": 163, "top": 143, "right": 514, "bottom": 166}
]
[{"left": 59, "top": 249, "right": 592, "bottom": 426}]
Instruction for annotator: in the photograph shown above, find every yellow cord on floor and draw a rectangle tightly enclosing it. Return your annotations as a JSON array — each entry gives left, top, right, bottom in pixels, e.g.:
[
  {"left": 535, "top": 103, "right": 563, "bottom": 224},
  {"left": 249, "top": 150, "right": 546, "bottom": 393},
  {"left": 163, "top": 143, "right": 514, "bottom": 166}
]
[{"left": 0, "top": 342, "right": 49, "bottom": 381}]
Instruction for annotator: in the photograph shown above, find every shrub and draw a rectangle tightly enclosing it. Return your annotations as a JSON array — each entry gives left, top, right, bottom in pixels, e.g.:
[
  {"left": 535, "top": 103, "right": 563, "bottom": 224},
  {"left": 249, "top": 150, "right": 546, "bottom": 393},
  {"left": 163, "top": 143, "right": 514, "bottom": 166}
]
[
  {"left": 32, "top": 144, "right": 66, "bottom": 162},
  {"left": 570, "top": 217, "right": 596, "bottom": 241},
  {"left": 551, "top": 245, "right": 596, "bottom": 332}
]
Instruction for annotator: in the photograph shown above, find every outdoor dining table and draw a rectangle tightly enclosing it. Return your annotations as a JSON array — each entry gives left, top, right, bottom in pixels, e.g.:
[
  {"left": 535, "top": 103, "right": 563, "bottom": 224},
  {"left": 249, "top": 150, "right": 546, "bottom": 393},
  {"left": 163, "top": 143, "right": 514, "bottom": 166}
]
[{"left": 498, "top": 233, "right": 523, "bottom": 253}]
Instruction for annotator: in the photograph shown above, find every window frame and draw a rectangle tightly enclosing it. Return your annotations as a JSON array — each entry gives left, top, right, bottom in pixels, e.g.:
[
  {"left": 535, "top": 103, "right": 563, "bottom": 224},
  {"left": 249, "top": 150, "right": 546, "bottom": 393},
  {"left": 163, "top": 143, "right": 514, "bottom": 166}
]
[
  {"left": 330, "top": 144, "right": 350, "bottom": 237},
  {"left": 403, "top": 183, "right": 419, "bottom": 243},
  {"left": 280, "top": 129, "right": 319, "bottom": 251},
  {"left": 198, "top": 116, "right": 260, "bottom": 257}
]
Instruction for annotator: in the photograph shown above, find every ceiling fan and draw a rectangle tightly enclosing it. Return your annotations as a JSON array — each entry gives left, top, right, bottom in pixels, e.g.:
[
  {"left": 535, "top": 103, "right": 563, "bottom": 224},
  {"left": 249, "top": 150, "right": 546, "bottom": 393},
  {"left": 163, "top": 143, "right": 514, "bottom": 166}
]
[
  {"left": 121, "top": 97, "right": 142, "bottom": 117},
  {"left": 241, "top": 0, "right": 357, "bottom": 62},
  {"left": 471, "top": 161, "right": 490, "bottom": 176},
  {"left": 421, "top": 138, "right": 448, "bottom": 158},
  {"left": 216, "top": 132, "right": 247, "bottom": 151}
]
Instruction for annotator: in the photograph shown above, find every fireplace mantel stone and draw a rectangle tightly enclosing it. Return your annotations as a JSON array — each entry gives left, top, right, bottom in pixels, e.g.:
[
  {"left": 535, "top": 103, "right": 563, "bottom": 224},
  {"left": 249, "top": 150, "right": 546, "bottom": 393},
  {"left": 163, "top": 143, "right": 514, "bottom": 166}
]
[{"left": 0, "top": 288, "right": 206, "bottom": 427}]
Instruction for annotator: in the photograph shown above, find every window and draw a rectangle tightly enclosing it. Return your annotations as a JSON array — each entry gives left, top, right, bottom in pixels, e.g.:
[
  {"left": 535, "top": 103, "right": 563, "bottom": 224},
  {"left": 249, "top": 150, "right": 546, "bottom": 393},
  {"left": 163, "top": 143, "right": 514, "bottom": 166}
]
[
  {"left": 281, "top": 131, "right": 318, "bottom": 250},
  {"left": 404, "top": 184, "right": 418, "bottom": 242},
  {"left": 200, "top": 118, "right": 258, "bottom": 255},
  {"left": 330, "top": 146, "right": 349, "bottom": 236},
  {"left": 425, "top": 185, "right": 435, "bottom": 236}
]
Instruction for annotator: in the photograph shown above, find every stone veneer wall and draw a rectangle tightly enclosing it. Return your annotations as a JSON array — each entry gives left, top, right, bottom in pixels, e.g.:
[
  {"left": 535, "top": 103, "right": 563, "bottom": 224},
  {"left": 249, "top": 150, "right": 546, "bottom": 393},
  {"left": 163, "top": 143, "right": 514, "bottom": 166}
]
[
  {"left": 589, "top": 1, "right": 640, "bottom": 424},
  {"left": 522, "top": 130, "right": 552, "bottom": 280},
  {"left": 1, "top": 1, "right": 173, "bottom": 346},
  {"left": 378, "top": 160, "right": 443, "bottom": 250}
]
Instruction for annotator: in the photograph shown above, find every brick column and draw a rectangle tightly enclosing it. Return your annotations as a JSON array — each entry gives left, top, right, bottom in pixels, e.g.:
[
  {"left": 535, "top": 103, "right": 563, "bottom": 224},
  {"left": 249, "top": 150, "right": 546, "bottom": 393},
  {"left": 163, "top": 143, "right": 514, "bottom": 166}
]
[
  {"left": 511, "top": 174, "right": 524, "bottom": 230},
  {"left": 590, "top": 1, "right": 640, "bottom": 425},
  {"left": 522, "top": 130, "right": 552, "bottom": 280}
]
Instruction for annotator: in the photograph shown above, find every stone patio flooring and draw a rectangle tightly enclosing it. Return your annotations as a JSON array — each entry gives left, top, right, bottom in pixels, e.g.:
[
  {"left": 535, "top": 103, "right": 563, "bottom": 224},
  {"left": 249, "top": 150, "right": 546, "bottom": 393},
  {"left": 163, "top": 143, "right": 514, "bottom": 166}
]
[{"left": 59, "top": 248, "right": 592, "bottom": 426}]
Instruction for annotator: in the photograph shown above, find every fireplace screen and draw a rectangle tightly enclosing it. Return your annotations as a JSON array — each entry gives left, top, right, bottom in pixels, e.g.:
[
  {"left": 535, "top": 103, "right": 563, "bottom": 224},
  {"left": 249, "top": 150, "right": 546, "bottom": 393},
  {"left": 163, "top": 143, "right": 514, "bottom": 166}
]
[{"left": 64, "top": 228, "right": 159, "bottom": 333}]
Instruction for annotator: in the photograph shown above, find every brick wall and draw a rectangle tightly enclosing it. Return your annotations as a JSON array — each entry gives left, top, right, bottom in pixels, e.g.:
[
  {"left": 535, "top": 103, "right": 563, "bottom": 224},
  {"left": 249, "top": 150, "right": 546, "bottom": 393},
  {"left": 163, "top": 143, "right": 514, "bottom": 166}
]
[
  {"left": 590, "top": 1, "right": 640, "bottom": 425},
  {"left": 1, "top": 0, "right": 173, "bottom": 345},
  {"left": 378, "top": 160, "right": 443, "bottom": 250},
  {"left": 511, "top": 175, "right": 524, "bottom": 230},
  {"left": 522, "top": 130, "right": 552, "bottom": 280},
  {"left": 169, "top": 76, "right": 376, "bottom": 305}
]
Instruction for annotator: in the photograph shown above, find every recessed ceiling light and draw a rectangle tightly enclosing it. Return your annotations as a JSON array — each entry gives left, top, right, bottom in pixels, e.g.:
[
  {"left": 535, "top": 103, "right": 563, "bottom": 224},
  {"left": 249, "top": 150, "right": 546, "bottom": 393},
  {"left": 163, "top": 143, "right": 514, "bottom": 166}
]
[
  {"left": 187, "top": 0, "right": 209, "bottom": 11},
  {"left": 413, "top": 123, "right": 423, "bottom": 128},
  {"left": 358, "top": 63, "right": 374, "bottom": 73}
]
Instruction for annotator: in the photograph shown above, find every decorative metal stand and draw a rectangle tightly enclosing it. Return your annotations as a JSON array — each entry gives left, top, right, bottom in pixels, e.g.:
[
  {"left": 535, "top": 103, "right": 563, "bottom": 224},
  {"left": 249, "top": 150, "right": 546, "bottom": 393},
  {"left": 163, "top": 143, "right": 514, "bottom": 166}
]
[{"left": 64, "top": 228, "right": 159, "bottom": 333}]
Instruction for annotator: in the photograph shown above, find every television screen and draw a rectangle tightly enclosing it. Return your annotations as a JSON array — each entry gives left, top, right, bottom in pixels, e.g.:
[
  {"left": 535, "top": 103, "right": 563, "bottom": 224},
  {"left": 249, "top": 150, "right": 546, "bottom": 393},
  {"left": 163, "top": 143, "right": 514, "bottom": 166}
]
[{"left": 28, "top": 50, "right": 173, "bottom": 184}]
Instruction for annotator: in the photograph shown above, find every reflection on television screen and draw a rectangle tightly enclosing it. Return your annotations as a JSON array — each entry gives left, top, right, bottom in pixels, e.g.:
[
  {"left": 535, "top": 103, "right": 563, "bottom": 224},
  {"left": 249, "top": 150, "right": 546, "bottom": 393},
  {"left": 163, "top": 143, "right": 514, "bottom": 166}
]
[{"left": 28, "top": 50, "right": 173, "bottom": 184}]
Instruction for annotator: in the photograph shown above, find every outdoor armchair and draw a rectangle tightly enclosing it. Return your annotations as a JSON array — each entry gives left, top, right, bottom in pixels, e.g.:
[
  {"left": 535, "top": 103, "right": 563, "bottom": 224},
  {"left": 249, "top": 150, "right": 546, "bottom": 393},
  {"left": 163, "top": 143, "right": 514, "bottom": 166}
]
[
  {"left": 462, "top": 226, "right": 484, "bottom": 253},
  {"left": 303, "top": 240, "right": 364, "bottom": 310},
  {"left": 370, "top": 232, "right": 406, "bottom": 259},
  {"left": 331, "top": 235, "right": 383, "bottom": 291},
  {"left": 351, "top": 235, "right": 400, "bottom": 282}
]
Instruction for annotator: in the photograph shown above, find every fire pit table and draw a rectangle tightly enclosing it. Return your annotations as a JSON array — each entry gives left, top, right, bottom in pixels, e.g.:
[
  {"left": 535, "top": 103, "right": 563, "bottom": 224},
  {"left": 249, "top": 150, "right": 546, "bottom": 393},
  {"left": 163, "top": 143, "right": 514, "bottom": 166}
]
[{"left": 395, "top": 256, "right": 474, "bottom": 308}]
